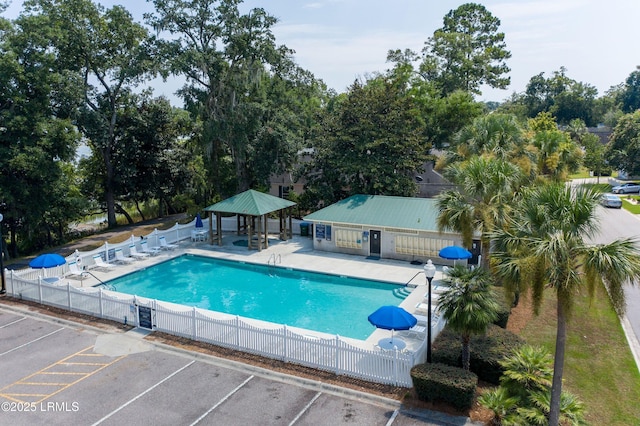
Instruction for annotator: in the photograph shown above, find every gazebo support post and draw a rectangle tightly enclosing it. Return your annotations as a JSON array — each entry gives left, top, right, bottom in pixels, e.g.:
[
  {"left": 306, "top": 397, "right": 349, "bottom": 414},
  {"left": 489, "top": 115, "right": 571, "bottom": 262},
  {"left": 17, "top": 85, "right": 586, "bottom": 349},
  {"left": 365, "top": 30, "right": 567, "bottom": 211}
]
[
  {"left": 257, "top": 215, "right": 263, "bottom": 251},
  {"left": 216, "top": 213, "right": 222, "bottom": 246},
  {"left": 263, "top": 214, "right": 269, "bottom": 249}
]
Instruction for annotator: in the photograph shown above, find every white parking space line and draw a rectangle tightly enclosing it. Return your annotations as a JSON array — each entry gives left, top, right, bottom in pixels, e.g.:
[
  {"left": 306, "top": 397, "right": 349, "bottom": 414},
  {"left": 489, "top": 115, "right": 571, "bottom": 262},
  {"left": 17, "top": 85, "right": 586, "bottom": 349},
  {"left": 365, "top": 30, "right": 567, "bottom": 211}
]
[
  {"left": 91, "top": 360, "right": 196, "bottom": 426},
  {"left": 0, "top": 317, "right": 26, "bottom": 329},
  {"left": 0, "top": 327, "right": 64, "bottom": 357},
  {"left": 288, "top": 391, "right": 321, "bottom": 425},
  {"left": 189, "top": 375, "right": 255, "bottom": 426},
  {"left": 385, "top": 408, "right": 400, "bottom": 426}
]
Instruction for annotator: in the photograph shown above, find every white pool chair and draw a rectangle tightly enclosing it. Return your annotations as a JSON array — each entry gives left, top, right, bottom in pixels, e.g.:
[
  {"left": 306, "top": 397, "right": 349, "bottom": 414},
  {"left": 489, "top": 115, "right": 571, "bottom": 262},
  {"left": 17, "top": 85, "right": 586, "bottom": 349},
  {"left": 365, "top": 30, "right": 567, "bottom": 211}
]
[
  {"left": 140, "top": 241, "right": 160, "bottom": 256},
  {"left": 404, "top": 324, "right": 426, "bottom": 338},
  {"left": 114, "top": 248, "right": 135, "bottom": 264},
  {"left": 415, "top": 301, "right": 439, "bottom": 314},
  {"left": 129, "top": 244, "right": 150, "bottom": 259},
  {"left": 158, "top": 236, "right": 178, "bottom": 250},
  {"left": 64, "top": 261, "right": 86, "bottom": 280},
  {"left": 89, "top": 254, "right": 115, "bottom": 271}
]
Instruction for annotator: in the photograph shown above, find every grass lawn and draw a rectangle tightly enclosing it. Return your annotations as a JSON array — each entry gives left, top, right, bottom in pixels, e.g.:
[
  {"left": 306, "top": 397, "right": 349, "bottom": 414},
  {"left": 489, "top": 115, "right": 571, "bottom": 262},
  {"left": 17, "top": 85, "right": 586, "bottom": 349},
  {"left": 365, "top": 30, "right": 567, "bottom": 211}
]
[
  {"left": 518, "top": 285, "right": 640, "bottom": 425},
  {"left": 622, "top": 197, "right": 640, "bottom": 214}
]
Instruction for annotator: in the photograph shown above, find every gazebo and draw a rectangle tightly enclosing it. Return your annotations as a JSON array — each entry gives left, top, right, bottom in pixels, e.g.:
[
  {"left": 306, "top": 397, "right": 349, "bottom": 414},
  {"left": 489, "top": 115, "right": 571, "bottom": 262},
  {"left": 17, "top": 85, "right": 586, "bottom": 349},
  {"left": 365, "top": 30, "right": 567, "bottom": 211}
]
[{"left": 204, "top": 189, "right": 297, "bottom": 251}]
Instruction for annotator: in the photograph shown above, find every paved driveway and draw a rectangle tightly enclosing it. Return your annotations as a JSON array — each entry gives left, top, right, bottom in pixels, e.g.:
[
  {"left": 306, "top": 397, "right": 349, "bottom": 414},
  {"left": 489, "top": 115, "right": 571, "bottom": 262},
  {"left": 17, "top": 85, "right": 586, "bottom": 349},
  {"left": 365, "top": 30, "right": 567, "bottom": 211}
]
[{"left": 0, "top": 305, "right": 477, "bottom": 426}]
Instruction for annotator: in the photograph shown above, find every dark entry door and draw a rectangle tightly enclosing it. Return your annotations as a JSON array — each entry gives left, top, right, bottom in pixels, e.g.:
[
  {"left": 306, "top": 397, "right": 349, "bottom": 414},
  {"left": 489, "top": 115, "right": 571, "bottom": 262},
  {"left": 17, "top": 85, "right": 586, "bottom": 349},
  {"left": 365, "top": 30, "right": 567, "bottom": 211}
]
[
  {"left": 470, "top": 239, "right": 481, "bottom": 265},
  {"left": 370, "top": 230, "right": 381, "bottom": 255}
]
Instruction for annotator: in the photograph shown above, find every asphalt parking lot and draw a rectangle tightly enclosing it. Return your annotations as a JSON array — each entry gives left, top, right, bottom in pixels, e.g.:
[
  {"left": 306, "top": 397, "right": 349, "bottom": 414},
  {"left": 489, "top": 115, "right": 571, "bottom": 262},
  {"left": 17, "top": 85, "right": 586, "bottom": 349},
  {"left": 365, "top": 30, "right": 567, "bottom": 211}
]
[{"left": 0, "top": 304, "right": 477, "bottom": 426}]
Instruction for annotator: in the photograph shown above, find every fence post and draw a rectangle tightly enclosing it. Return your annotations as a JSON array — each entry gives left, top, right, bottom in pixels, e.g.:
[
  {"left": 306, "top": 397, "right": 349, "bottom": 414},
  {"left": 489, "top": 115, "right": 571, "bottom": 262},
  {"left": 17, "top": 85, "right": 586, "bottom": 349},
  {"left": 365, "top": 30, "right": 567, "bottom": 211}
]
[
  {"left": 394, "top": 348, "right": 399, "bottom": 387},
  {"left": 99, "top": 288, "right": 104, "bottom": 318},
  {"left": 38, "top": 277, "right": 43, "bottom": 303},
  {"left": 192, "top": 307, "right": 197, "bottom": 340},
  {"left": 134, "top": 295, "right": 139, "bottom": 328},
  {"left": 67, "top": 283, "right": 72, "bottom": 311},
  {"left": 335, "top": 335, "right": 340, "bottom": 375},
  {"left": 235, "top": 315, "right": 240, "bottom": 349},
  {"left": 283, "top": 325, "right": 288, "bottom": 362}
]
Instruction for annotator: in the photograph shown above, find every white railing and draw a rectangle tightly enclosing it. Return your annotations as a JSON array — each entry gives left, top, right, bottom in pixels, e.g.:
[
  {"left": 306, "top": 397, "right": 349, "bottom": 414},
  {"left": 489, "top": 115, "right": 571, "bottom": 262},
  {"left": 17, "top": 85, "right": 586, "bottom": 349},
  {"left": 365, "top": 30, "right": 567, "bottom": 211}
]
[{"left": 4, "top": 273, "right": 438, "bottom": 387}]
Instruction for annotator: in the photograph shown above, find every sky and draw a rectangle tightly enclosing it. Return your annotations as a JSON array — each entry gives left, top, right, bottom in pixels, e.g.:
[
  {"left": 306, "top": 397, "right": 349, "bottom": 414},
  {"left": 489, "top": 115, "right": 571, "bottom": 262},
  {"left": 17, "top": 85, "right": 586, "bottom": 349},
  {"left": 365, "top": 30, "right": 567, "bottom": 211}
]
[{"left": 3, "top": 0, "right": 640, "bottom": 104}]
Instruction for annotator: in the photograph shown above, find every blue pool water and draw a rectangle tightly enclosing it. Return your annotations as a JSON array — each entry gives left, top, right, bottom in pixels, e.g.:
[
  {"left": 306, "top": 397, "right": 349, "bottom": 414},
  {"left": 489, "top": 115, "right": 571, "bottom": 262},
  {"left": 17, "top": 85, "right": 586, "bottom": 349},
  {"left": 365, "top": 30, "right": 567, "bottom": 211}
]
[{"left": 106, "top": 254, "right": 406, "bottom": 340}]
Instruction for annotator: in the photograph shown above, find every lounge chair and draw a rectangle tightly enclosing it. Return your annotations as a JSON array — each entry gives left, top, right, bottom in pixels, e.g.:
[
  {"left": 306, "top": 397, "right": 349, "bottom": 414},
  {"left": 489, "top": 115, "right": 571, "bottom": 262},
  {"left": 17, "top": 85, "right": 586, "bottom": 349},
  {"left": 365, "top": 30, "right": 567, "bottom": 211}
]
[
  {"left": 140, "top": 241, "right": 160, "bottom": 256},
  {"left": 89, "top": 254, "right": 115, "bottom": 271},
  {"left": 129, "top": 244, "right": 150, "bottom": 260},
  {"left": 158, "top": 236, "right": 178, "bottom": 250},
  {"left": 64, "top": 261, "right": 86, "bottom": 280},
  {"left": 114, "top": 248, "right": 135, "bottom": 264},
  {"left": 402, "top": 324, "right": 426, "bottom": 339},
  {"left": 415, "top": 301, "right": 439, "bottom": 314}
]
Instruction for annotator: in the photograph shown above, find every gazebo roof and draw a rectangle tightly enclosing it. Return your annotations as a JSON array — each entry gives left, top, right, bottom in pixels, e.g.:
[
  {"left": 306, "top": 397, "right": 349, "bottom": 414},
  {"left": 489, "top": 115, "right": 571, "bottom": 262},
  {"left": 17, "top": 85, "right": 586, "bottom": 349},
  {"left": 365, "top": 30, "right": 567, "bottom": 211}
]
[{"left": 204, "top": 189, "right": 296, "bottom": 216}]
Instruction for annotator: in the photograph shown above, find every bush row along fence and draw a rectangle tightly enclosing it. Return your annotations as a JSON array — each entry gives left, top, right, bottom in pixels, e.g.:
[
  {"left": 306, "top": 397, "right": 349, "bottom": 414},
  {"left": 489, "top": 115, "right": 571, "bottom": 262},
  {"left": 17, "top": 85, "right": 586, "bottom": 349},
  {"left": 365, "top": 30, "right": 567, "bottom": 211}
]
[{"left": 3, "top": 273, "right": 444, "bottom": 387}]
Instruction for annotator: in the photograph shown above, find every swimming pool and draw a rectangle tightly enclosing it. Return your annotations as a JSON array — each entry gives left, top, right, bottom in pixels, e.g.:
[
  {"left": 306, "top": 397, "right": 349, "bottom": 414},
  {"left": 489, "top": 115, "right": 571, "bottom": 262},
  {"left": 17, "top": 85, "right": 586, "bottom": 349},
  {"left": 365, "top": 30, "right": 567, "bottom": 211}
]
[{"left": 106, "top": 254, "right": 407, "bottom": 340}]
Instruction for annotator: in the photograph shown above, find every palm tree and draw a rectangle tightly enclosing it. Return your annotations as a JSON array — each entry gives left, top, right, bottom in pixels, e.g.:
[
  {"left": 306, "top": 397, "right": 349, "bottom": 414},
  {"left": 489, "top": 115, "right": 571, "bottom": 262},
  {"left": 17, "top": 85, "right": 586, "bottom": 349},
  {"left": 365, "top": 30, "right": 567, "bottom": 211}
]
[
  {"left": 436, "top": 155, "right": 525, "bottom": 269},
  {"left": 454, "top": 113, "right": 525, "bottom": 161},
  {"left": 437, "top": 265, "right": 499, "bottom": 370},
  {"left": 490, "top": 182, "right": 640, "bottom": 425}
]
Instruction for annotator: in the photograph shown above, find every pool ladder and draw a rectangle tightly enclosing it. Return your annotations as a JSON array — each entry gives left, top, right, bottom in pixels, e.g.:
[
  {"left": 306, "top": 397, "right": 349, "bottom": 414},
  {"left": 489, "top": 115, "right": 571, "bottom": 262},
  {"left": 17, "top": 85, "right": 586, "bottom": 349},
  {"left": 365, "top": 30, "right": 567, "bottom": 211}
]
[{"left": 267, "top": 253, "right": 281, "bottom": 266}]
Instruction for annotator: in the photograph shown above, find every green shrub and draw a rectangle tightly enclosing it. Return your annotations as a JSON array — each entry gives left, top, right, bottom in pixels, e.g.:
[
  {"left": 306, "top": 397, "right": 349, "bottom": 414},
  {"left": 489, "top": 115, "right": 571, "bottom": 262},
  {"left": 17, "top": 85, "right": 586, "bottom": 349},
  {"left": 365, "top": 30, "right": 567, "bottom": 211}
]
[
  {"left": 432, "top": 324, "right": 525, "bottom": 384},
  {"left": 431, "top": 327, "right": 463, "bottom": 366},
  {"left": 411, "top": 362, "right": 478, "bottom": 411},
  {"left": 471, "top": 325, "right": 525, "bottom": 384}
]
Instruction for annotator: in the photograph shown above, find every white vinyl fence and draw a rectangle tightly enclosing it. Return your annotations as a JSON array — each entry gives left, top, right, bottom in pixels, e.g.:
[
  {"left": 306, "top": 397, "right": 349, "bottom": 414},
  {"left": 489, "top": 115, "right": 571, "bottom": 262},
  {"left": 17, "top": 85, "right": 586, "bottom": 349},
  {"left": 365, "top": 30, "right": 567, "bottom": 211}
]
[{"left": 3, "top": 273, "right": 443, "bottom": 387}]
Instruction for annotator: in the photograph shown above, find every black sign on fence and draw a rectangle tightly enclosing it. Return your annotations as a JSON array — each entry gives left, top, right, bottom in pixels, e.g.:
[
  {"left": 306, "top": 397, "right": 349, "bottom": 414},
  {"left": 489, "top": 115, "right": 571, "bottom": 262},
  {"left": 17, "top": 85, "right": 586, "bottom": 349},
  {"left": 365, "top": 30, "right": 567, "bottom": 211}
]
[{"left": 138, "top": 306, "right": 153, "bottom": 330}]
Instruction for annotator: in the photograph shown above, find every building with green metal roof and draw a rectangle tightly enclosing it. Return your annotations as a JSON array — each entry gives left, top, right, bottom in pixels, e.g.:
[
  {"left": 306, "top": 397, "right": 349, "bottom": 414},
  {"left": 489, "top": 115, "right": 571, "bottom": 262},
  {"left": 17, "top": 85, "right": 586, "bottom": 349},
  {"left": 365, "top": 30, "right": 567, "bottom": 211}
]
[{"left": 303, "top": 195, "right": 472, "bottom": 264}]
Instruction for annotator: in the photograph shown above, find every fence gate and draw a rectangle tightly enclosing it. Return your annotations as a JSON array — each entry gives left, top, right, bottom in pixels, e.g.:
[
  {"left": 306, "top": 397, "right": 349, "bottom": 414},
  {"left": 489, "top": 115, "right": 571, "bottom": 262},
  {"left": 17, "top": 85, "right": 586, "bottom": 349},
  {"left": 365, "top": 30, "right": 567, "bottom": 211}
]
[{"left": 137, "top": 305, "right": 154, "bottom": 330}]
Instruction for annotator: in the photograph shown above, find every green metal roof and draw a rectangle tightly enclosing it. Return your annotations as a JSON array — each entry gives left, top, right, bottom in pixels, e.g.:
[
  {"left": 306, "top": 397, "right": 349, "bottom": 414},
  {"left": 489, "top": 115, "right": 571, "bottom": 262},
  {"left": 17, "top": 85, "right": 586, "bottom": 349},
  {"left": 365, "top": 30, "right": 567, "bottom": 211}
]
[
  {"left": 204, "top": 189, "right": 296, "bottom": 216},
  {"left": 303, "top": 194, "right": 441, "bottom": 232}
]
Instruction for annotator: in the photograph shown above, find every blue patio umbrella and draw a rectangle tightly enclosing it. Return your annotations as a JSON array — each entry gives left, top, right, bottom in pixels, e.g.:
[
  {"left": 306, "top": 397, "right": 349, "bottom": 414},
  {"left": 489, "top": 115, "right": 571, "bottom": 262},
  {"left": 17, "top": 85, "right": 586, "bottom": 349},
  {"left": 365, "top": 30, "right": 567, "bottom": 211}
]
[
  {"left": 439, "top": 245, "right": 472, "bottom": 265},
  {"left": 195, "top": 213, "right": 203, "bottom": 228},
  {"left": 368, "top": 306, "right": 417, "bottom": 345},
  {"left": 29, "top": 253, "right": 66, "bottom": 269}
]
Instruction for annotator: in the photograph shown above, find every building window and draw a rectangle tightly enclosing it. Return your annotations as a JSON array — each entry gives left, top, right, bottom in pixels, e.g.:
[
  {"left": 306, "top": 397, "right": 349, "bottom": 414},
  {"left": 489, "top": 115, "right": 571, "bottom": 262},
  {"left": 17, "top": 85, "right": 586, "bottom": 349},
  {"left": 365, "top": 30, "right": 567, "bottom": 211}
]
[
  {"left": 395, "top": 235, "right": 454, "bottom": 257},
  {"left": 335, "top": 229, "right": 362, "bottom": 249},
  {"left": 279, "top": 185, "right": 290, "bottom": 198}
]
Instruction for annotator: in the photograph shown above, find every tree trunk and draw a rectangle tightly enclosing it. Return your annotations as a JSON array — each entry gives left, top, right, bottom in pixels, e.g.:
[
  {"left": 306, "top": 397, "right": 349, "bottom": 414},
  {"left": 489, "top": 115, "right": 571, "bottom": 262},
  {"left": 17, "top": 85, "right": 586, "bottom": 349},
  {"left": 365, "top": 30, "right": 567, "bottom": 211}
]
[
  {"left": 105, "top": 187, "right": 116, "bottom": 228},
  {"left": 480, "top": 236, "right": 491, "bottom": 269},
  {"left": 461, "top": 335, "right": 471, "bottom": 370},
  {"left": 134, "top": 200, "right": 146, "bottom": 222},
  {"left": 114, "top": 203, "right": 134, "bottom": 225},
  {"left": 549, "top": 299, "right": 568, "bottom": 425}
]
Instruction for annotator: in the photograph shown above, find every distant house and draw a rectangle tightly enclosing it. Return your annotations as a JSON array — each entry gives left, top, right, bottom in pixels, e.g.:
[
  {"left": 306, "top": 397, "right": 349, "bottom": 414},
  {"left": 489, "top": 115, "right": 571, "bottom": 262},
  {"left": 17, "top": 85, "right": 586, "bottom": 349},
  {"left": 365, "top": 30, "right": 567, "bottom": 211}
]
[
  {"left": 587, "top": 125, "right": 612, "bottom": 145},
  {"left": 269, "top": 151, "right": 451, "bottom": 200},
  {"left": 302, "top": 194, "right": 475, "bottom": 265}
]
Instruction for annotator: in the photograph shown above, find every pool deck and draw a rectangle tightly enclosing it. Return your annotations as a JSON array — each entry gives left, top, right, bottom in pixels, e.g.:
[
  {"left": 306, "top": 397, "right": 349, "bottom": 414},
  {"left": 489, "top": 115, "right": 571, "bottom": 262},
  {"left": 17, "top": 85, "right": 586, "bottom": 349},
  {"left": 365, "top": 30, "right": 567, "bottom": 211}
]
[{"left": 73, "top": 233, "right": 447, "bottom": 352}]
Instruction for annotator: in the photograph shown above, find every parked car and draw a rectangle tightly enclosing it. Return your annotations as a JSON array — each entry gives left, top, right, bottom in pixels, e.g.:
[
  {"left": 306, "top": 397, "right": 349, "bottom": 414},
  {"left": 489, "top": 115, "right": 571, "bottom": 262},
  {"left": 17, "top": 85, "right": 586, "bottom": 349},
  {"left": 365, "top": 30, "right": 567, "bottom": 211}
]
[
  {"left": 600, "top": 194, "right": 623, "bottom": 209},
  {"left": 611, "top": 182, "right": 640, "bottom": 194}
]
